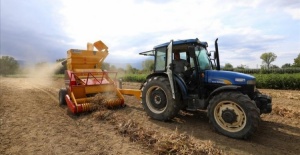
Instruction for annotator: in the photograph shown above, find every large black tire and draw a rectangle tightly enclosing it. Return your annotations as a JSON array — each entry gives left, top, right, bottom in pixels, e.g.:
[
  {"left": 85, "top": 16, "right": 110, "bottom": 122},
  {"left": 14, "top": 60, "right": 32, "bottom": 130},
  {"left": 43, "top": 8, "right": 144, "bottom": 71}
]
[
  {"left": 59, "top": 88, "right": 67, "bottom": 105},
  {"left": 208, "top": 91, "right": 260, "bottom": 139},
  {"left": 141, "top": 76, "right": 181, "bottom": 121}
]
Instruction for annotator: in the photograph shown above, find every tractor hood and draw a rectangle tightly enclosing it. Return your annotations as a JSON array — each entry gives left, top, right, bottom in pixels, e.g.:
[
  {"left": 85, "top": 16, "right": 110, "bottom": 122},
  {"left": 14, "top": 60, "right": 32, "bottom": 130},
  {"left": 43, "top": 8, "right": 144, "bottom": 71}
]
[{"left": 205, "top": 70, "right": 255, "bottom": 85}]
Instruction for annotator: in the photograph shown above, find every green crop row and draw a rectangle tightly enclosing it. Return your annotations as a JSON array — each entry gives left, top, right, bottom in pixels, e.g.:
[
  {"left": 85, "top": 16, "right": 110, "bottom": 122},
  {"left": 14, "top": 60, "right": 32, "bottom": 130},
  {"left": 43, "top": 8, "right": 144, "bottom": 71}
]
[
  {"left": 120, "top": 73, "right": 300, "bottom": 90},
  {"left": 254, "top": 73, "right": 300, "bottom": 90},
  {"left": 225, "top": 68, "right": 300, "bottom": 74},
  {"left": 120, "top": 74, "right": 147, "bottom": 83}
]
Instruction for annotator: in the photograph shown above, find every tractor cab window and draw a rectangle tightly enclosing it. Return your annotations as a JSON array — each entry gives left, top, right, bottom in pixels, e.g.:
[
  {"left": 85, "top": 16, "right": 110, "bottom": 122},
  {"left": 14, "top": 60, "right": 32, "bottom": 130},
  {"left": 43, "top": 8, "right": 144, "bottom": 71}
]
[
  {"left": 177, "top": 52, "right": 187, "bottom": 60},
  {"left": 154, "top": 47, "right": 167, "bottom": 72},
  {"left": 195, "top": 46, "right": 212, "bottom": 70},
  {"left": 172, "top": 50, "right": 190, "bottom": 74}
]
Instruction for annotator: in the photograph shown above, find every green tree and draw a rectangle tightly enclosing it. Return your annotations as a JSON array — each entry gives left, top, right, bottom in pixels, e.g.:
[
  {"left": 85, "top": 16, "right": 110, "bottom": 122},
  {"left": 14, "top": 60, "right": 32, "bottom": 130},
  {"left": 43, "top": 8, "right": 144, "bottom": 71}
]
[
  {"left": 125, "top": 64, "right": 139, "bottom": 74},
  {"left": 125, "top": 64, "right": 134, "bottom": 73},
  {"left": 0, "top": 56, "right": 19, "bottom": 75},
  {"left": 282, "top": 63, "right": 292, "bottom": 68},
  {"left": 270, "top": 65, "right": 279, "bottom": 69},
  {"left": 117, "top": 68, "right": 125, "bottom": 74},
  {"left": 236, "top": 64, "right": 247, "bottom": 69},
  {"left": 293, "top": 53, "right": 300, "bottom": 67},
  {"left": 56, "top": 58, "right": 67, "bottom": 74},
  {"left": 110, "top": 65, "right": 117, "bottom": 71},
  {"left": 102, "top": 62, "right": 110, "bottom": 70},
  {"left": 260, "top": 52, "right": 277, "bottom": 69},
  {"left": 223, "top": 63, "right": 233, "bottom": 70},
  {"left": 142, "top": 59, "right": 154, "bottom": 72},
  {"left": 131, "top": 68, "right": 139, "bottom": 74}
]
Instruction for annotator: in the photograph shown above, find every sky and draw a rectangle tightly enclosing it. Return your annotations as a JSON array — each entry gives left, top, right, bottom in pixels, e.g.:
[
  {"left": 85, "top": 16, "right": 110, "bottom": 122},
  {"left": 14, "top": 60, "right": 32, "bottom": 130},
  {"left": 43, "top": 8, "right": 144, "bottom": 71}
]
[{"left": 0, "top": 0, "right": 299, "bottom": 69}]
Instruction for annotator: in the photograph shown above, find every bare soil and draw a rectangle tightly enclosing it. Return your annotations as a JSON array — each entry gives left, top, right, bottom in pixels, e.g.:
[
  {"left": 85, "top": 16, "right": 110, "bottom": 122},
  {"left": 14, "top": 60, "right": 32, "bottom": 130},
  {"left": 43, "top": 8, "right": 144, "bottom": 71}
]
[{"left": 1, "top": 77, "right": 299, "bottom": 155}]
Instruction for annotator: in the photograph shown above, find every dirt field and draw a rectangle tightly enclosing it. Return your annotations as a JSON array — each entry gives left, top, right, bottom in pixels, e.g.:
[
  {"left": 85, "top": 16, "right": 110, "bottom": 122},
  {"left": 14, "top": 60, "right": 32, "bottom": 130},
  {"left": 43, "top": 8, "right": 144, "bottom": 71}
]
[{"left": 1, "top": 77, "right": 299, "bottom": 155}]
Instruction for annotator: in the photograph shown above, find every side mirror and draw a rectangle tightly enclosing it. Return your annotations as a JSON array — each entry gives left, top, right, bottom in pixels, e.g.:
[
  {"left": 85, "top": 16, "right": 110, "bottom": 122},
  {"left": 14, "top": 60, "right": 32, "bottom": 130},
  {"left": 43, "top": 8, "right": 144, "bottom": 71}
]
[
  {"left": 209, "top": 50, "right": 217, "bottom": 59},
  {"left": 188, "top": 46, "right": 196, "bottom": 58}
]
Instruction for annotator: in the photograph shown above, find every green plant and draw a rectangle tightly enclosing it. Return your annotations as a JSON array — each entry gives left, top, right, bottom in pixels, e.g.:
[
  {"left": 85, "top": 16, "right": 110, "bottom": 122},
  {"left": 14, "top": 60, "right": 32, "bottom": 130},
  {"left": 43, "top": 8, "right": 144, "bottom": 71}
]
[
  {"left": 254, "top": 73, "right": 300, "bottom": 90},
  {"left": 120, "top": 74, "right": 147, "bottom": 82}
]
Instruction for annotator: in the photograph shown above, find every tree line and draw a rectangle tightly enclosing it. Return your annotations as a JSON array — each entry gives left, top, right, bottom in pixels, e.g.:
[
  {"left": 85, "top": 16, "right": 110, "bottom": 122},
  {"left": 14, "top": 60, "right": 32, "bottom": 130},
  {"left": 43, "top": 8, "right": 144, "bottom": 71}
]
[
  {"left": 1, "top": 52, "right": 299, "bottom": 75},
  {"left": 0, "top": 56, "right": 154, "bottom": 75},
  {"left": 223, "top": 52, "right": 300, "bottom": 70},
  {"left": 54, "top": 59, "right": 154, "bottom": 74}
]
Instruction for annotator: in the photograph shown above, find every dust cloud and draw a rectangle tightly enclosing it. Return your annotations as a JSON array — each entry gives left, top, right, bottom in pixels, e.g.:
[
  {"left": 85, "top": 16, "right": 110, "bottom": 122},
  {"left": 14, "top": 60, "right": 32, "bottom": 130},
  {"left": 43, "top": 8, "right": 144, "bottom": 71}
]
[{"left": 21, "top": 62, "right": 63, "bottom": 87}]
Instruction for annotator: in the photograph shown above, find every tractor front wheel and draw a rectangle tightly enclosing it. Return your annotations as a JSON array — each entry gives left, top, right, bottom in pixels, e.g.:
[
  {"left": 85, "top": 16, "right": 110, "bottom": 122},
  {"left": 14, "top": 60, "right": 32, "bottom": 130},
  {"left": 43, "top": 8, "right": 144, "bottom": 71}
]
[
  {"left": 141, "top": 76, "right": 180, "bottom": 121},
  {"left": 208, "top": 91, "right": 260, "bottom": 139}
]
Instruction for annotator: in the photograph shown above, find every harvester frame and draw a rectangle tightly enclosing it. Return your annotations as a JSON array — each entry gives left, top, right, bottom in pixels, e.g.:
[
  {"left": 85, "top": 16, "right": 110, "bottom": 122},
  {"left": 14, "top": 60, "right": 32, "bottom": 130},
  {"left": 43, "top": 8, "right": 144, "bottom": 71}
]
[{"left": 59, "top": 41, "right": 140, "bottom": 114}]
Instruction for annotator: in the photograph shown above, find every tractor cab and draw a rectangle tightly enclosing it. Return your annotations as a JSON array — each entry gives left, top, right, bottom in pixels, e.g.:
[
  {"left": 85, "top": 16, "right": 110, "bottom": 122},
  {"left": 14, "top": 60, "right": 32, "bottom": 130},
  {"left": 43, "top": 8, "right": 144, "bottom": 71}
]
[{"left": 140, "top": 38, "right": 213, "bottom": 95}]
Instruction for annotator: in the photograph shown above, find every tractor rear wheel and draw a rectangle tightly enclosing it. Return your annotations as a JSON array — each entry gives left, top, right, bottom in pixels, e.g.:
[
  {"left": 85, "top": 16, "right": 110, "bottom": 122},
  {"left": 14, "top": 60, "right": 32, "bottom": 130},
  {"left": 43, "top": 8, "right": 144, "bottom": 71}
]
[
  {"left": 141, "top": 76, "right": 180, "bottom": 121},
  {"left": 59, "top": 88, "right": 67, "bottom": 105},
  {"left": 208, "top": 91, "right": 260, "bottom": 139}
]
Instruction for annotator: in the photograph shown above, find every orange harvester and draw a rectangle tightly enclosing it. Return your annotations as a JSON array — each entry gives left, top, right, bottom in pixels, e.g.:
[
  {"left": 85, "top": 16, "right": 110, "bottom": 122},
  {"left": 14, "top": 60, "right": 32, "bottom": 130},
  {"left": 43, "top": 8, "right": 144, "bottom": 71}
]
[{"left": 59, "top": 40, "right": 141, "bottom": 114}]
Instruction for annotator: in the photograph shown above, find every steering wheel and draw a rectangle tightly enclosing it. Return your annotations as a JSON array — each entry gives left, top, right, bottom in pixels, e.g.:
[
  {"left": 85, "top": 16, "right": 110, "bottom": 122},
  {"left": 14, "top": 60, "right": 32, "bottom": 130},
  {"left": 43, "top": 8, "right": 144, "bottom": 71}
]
[
  {"left": 190, "top": 67, "right": 195, "bottom": 71},
  {"left": 184, "top": 67, "right": 194, "bottom": 78}
]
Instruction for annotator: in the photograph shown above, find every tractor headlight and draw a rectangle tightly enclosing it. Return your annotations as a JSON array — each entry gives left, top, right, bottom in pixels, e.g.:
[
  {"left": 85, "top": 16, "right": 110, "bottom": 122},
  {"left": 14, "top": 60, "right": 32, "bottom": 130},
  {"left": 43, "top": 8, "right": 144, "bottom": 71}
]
[{"left": 247, "top": 80, "right": 256, "bottom": 85}]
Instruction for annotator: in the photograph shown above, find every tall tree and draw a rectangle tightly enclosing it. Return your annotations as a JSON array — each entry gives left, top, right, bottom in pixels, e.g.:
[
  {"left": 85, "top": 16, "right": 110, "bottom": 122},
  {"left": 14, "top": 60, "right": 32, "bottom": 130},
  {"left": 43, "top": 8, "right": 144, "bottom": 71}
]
[
  {"left": 260, "top": 52, "right": 277, "bottom": 69},
  {"left": 56, "top": 58, "right": 67, "bottom": 74},
  {"left": 142, "top": 59, "right": 154, "bottom": 72},
  {"left": 101, "top": 62, "right": 110, "bottom": 70},
  {"left": 0, "top": 56, "right": 19, "bottom": 75},
  {"left": 223, "top": 63, "right": 233, "bottom": 70},
  {"left": 293, "top": 53, "right": 300, "bottom": 67},
  {"left": 236, "top": 64, "right": 246, "bottom": 69},
  {"left": 270, "top": 65, "right": 279, "bottom": 69},
  {"left": 110, "top": 65, "right": 117, "bottom": 71},
  {"left": 126, "top": 64, "right": 133, "bottom": 73},
  {"left": 282, "top": 63, "right": 292, "bottom": 68},
  {"left": 125, "top": 64, "right": 139, "bottom": 74}
]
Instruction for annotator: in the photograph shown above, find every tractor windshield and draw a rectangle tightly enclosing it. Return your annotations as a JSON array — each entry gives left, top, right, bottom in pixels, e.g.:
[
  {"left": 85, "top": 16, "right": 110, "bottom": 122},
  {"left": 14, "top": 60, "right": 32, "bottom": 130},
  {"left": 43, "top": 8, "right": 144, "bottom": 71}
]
[{"left": 195, "top": 46, "right": 212, "bottom": 70}]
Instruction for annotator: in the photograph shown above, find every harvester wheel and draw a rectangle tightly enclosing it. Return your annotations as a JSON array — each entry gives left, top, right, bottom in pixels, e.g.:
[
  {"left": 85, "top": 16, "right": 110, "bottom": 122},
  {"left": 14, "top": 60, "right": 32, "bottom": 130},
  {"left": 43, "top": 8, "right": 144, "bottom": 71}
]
[
  {"left": 208, "top": 91, "right": 260, "bottom": 139},
  {"left": 141, "top": 76, "right": 180, "bottom": 121},
  {"left": 59, "top": 88, "right": 67, "bottom": 105}
]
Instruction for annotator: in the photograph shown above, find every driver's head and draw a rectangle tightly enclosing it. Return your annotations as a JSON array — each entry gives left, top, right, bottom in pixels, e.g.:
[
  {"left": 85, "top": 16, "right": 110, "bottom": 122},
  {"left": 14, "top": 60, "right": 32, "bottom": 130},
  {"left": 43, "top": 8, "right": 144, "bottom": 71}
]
[{"left": 174, "top": 51, "right": 180, "bottom": 60}]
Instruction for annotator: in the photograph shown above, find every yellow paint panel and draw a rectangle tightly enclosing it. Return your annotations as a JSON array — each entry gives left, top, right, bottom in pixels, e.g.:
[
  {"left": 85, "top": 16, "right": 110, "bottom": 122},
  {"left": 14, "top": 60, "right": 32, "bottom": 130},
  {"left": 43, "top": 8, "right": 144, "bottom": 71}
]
[
  {"left": 119, "top": 89, "right": 141, "bottom": 101},
  {"left": 67, "top": 49, "right": 108, "bottom": 70},
  {"left": 72, "top": 86, "right": 86, "bottom": 98},
  {"left": 223, "top": 79, "right": 232, "bottom": 85},
  {"left": 93, "top": 40, "right": 108, "bottom": 51},
  {"left": 87, "top": 42, "right": 94, "bottom": 51}
]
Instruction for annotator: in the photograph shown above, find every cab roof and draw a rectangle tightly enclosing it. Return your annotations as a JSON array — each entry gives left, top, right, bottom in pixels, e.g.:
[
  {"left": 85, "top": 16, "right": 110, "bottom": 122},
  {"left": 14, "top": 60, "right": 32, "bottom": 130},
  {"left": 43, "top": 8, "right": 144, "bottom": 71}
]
[
  {"left": 154, "top": 38, "right": 208, "bottom": 49},
  {"left": 139, "top": 38, "right": 208, "bottom": 56}
]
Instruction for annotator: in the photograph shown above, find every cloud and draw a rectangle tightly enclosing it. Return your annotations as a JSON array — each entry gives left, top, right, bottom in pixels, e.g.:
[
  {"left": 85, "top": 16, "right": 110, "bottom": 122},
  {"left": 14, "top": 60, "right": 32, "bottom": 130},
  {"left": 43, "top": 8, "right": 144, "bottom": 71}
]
[
  {"left": 253, "top": 0, "right": 300, "bottom": 20},
  {"left": 1, "top": 0, "right": 299, "bottom": 69},
  {"left": 285, "top": 8, "right": 300, "bottom": 20},
  {"left": 0, "top": 0, "right": 72, "bottom": 63}
]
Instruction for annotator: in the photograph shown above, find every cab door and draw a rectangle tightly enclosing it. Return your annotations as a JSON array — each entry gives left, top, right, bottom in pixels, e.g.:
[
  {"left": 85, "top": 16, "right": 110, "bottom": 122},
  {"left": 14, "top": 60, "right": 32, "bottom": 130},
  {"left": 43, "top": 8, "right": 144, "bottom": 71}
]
[{"left": 166, "top": 41, "right": 176, "bottom": 99}]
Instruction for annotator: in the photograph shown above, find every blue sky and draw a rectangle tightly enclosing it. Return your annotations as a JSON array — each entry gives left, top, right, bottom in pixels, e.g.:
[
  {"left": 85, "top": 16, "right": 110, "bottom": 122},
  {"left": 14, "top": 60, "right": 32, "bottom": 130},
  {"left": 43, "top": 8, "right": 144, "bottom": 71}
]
[{"left": 1, "top": 0, "right": 299, "bottom": 68}]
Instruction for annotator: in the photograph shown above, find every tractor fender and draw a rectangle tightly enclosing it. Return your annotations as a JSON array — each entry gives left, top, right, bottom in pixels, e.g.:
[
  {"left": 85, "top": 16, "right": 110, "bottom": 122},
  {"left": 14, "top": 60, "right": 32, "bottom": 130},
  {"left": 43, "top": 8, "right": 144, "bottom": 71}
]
[
  {"left": 144, "top": 73, "right": 188, "bottom": 99},
  {"left": 145, "top": 73, "right": 168, "bottom": 80},
  {"left": 206, "top": 85, "right": 241, "bottom": 107},
  {"left": 173, "top": 74, "right": 188, "bottom": 99},
  {"left": 141, "top": 73, "right": 168, "bottom": 89}
]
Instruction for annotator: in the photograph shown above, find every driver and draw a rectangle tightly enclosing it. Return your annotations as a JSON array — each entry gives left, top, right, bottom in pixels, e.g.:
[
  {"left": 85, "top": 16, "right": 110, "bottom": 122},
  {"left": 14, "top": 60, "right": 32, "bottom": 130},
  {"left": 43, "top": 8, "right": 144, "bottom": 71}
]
[{"left": 173, "top": 51, "right": 190, "bottom": 76}]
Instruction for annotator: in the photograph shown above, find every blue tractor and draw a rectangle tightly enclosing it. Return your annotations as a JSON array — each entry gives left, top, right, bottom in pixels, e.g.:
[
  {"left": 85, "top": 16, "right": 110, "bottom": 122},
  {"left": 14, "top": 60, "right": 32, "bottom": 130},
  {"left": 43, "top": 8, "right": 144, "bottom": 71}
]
[{"left": 139, "top": 38, "right": 272, "bottom": 139}]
